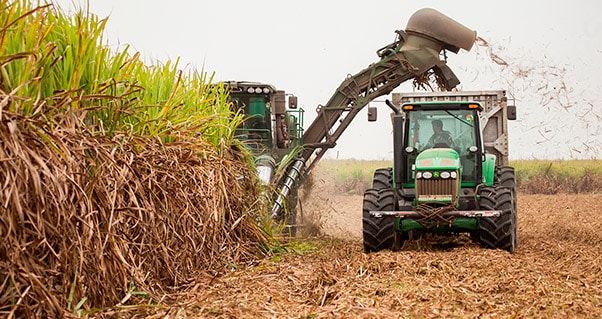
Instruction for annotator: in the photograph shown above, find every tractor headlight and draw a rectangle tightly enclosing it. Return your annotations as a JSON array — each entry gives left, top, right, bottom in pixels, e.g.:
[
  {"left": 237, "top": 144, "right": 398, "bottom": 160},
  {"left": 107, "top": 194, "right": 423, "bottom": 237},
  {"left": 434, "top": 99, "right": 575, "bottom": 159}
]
[
  {"left": 254, "top": 87, "right": 263, "bottom": 94},
  {"left": 439, "top": 171, "right": 458, "bottom": 179},
  {"left": 417, "top": 170, "right": 457, "bottom": 180}
]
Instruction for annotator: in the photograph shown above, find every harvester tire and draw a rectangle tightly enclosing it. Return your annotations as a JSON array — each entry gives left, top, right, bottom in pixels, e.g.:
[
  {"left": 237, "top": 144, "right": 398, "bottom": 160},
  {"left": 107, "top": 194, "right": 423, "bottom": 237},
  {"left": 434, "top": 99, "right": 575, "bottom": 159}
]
[
  {"left": 363, "top": 188, "right": 396, "bottom": 253},
  {"left": 478, "top": 185, "right": 516, "bottom": 253},
  {"left": 372, "top": 168, "right": 393, "bottom": 189},
  {"left": 496, "top": 166, "right": 518, "bottom": 248}
]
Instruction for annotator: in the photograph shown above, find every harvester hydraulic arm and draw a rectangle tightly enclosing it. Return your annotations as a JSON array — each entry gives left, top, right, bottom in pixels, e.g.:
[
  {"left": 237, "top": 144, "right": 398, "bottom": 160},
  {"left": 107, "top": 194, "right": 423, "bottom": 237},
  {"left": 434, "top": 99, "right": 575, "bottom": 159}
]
[{"left": 271, "top": 8, "right": 476, "bottom": 219}]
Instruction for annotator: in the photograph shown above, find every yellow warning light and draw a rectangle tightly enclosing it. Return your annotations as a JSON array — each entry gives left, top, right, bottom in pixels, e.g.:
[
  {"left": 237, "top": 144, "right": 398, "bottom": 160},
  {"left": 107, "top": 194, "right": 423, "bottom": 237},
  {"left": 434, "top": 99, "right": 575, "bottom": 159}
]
[
  {"left": 403, "top": 105, "right": 414, "bottom": 110},
  {"left": 468, "top": 104, "right": 479, "bottom": 109}
]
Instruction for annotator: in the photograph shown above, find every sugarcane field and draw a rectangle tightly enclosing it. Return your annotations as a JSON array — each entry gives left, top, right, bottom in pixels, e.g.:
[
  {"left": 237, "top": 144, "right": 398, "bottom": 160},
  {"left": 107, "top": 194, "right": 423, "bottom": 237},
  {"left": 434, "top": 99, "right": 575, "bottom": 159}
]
[{"left": 1, "top": 1, "right": 601, "bottom": 318}]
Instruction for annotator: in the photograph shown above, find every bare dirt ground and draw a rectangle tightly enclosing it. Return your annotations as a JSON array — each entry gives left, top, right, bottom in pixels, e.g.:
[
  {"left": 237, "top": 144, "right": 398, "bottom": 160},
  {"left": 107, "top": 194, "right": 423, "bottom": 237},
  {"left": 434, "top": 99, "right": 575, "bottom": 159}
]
[
  {"left": 180, "top": 174, "right": 602, "bottom": 318},
  {"left": 181, "top": 197, "right": 602, "bottom": 318}
]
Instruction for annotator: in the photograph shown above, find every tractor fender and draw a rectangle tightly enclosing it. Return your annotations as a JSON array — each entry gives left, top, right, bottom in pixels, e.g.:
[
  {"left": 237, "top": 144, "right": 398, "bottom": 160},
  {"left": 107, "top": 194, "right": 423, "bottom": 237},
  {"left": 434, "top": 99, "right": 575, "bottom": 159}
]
[{"left": 482, "top": 154, "right": 496, "bottom": 186}]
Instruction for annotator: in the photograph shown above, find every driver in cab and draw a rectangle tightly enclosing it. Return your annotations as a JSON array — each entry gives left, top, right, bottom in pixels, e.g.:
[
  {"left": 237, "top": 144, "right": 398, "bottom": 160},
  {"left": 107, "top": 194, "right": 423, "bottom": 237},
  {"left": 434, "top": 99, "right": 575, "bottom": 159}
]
[{"left": 425, "top": 119, "right": 455, "bottom": 149}]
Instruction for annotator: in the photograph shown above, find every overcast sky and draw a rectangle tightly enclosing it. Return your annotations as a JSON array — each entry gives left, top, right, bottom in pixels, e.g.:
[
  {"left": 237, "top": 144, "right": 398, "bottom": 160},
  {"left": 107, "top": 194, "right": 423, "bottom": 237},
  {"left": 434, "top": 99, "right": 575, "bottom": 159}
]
[{"left": 54, "top": 0, "right": 602, "bottom": 160}]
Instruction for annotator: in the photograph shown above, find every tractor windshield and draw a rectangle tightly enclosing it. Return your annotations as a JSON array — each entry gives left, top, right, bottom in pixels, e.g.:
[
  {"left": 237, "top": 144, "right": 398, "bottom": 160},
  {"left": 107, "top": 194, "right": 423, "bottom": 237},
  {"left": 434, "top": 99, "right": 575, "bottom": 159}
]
[{"left": 405, "top": 108, "right": 479, "bottom": 184}]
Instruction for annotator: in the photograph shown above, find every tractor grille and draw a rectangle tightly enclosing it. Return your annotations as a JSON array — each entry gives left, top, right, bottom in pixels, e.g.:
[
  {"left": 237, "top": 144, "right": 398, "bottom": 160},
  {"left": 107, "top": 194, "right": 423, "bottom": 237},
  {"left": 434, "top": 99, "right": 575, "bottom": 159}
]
[{"left": 416, "top": 178, "right": 459, "bottom": 204}]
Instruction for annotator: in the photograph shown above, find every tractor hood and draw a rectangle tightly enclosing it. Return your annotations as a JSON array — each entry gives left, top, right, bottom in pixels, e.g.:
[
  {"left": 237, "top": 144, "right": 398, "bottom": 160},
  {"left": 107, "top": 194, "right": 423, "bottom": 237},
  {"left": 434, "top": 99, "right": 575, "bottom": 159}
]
[{"left": 415, "top": 148, "right": 460, "bottom": 170}]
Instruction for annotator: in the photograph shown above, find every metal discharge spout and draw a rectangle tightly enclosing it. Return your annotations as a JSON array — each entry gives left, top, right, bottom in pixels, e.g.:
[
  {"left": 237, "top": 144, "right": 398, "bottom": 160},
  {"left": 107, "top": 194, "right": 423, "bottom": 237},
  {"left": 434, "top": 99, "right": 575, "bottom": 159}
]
[{"left": 405, "top": 8, "right": 476, "bottom": 53}]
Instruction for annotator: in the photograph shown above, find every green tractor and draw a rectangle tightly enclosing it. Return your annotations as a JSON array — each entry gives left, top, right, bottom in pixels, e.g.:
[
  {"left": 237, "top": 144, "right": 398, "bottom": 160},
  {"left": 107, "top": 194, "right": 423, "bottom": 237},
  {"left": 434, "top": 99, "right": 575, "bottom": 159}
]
[{"left": 363, "top": 90, "right": 518, "bottom": 253}]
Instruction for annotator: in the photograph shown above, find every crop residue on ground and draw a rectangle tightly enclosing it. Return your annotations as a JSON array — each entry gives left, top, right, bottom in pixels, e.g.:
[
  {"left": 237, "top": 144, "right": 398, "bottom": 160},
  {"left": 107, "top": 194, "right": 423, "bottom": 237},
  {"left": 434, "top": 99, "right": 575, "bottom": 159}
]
[{"left": 142, "top": 193, "right": 602, "bottom": 319}]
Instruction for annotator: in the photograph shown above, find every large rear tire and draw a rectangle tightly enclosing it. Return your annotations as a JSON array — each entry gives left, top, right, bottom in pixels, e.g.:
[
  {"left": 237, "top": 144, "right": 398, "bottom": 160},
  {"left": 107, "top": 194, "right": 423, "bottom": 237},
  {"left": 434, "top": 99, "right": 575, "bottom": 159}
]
[
  {"left": 362, "top": 188, "right": 397, "bottom": 253},
  {"left": 478, "top": 185, "right": 516, "bottom": 253},
  {"left": 372, "top": 168, "right": 392, "bottom": 190},
  {"left": 496, "top": 166, "right": 518, "bottom": 248}
]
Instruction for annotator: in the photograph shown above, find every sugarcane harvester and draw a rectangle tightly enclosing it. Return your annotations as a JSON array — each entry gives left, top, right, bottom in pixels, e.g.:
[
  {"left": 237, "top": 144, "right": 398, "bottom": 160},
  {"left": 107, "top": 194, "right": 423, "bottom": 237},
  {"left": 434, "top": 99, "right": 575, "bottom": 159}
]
[
  {"left": 222, "top": 80, "right": 306, "bottom": 232},
  {"left": 271, "top": 8, "right": 478, "bottom": 224}
]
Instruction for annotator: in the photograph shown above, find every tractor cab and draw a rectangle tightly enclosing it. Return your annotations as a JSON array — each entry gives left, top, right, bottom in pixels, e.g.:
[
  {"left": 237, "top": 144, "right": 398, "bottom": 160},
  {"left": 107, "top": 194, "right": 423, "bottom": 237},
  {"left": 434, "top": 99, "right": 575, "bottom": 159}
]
[{"left": 400, "top": 103, "right": 484, "bottom": 189}]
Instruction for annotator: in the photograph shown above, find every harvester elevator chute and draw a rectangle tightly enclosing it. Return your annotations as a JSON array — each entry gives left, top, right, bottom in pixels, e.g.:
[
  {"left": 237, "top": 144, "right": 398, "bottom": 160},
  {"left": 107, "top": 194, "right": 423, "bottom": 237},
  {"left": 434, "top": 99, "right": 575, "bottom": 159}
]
[{"left": 270, "top": 8, "right": 476, "bottom": 221}]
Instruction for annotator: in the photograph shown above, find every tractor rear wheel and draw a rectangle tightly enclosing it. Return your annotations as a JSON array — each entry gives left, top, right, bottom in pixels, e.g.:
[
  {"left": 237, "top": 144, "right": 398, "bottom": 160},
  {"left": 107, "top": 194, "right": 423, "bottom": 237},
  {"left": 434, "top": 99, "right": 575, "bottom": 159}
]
[
  {"left": 496, "top": 166, "right": 518, "bottom": 248},
  {"left": 372, "top": 168, "right": 392, "bottom": 189},
  {"left": 362, "top": 188, "right": 397, "bottom": 253},
  {"left": 496, "top": 166, "right": 516, "bottom": 188},
  {"left": 478, "top": 185, "right": 516, "bottom": 253}
]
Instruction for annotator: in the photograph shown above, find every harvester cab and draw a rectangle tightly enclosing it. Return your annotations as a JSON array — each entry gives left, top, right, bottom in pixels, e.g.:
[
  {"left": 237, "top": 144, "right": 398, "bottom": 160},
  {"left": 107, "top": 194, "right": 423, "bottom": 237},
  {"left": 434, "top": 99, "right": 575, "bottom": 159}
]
[
  {"left": 223, "top": 81, "right": 304, "bottom": 184},
  {"left": 363, "top": 91, "right": 518, "bottom": 253}
]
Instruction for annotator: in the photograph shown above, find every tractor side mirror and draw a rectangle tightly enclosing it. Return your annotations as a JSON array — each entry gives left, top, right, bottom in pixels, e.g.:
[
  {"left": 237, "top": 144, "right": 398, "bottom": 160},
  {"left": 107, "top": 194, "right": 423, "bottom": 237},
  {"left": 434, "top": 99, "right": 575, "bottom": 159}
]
[
  {"left": 466, "top": 145, "right": 479, "bottom": 159},
  {"left": 507, "top": 104, "right": 517, "bottom": 120},
  {"left": 367, "top": 106, "right": 377, "bottom": 122},
  {"left": 288, "top": 95, "right": 298, "bottom": 109}
]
